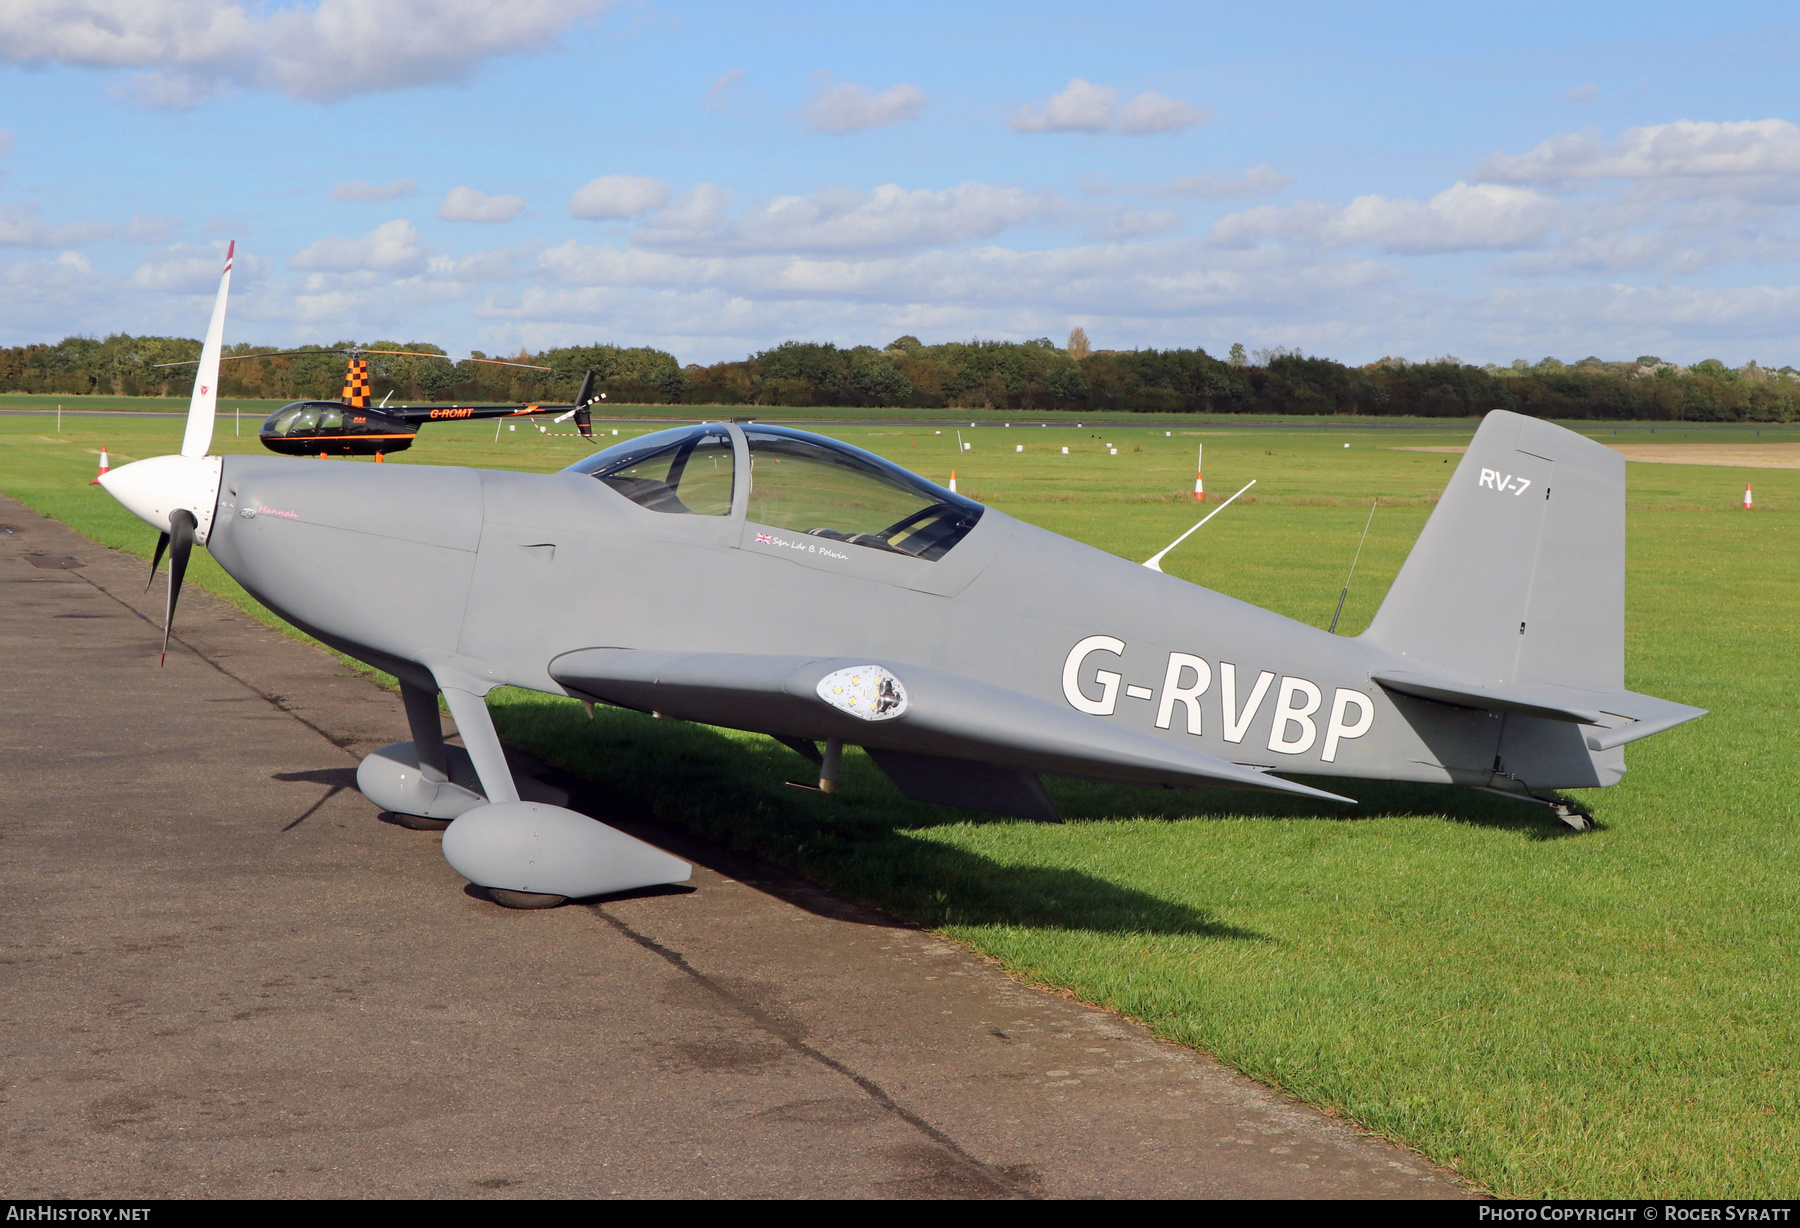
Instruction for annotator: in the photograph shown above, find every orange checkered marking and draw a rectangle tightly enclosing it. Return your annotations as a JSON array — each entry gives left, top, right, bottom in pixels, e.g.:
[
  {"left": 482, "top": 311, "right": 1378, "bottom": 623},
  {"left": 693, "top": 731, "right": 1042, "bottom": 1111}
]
[{"left": 340, "top": 358, "right": 372, "bottom": 408}]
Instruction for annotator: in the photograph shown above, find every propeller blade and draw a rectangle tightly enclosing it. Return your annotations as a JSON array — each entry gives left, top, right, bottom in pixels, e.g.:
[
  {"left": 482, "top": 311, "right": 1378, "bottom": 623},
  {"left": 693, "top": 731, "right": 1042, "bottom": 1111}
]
[
  {"left": 145, "top": 530, "right": 170, "bottom": 592},
  {"left": 575, "top": 369, "right": 596, "bottom": 407},
  {"left": 160, "top": 509, "right": 197, "bottom": 667},
  {"left": 180, "top": 242, "right": 234, "bottom": 459}
]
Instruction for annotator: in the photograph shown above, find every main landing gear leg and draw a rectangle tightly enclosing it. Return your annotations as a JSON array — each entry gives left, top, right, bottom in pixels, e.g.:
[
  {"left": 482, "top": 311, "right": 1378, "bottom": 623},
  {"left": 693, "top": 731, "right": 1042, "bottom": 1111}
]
[
  {"left": 355, "top": 680, "right": 488, "bottom": 828},
  {"left": 427, "top": 667, "right": 690, "bottom": 909}
]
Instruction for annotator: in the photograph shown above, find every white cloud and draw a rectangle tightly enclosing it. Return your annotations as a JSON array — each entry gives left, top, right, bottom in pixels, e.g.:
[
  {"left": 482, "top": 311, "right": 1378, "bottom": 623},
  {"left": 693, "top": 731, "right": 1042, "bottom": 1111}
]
[
  {"left": 1010, "top": 78, "right": 1118, "bottom": 133},
  {"left": 436, "top": 186, "right": 526, "bottom": 223},
  {"left": 1476, "top": 120, "right": 1800, "bottom": 190},
  {"left": 0, "top": 202, "right": 113, "bottom": 247},
  {"left": 569, "top": 175, "right": 670, "bottom": 220},
  {"left": 1088, "top": 164, "right": 1292, "bottom": 200},
  {"left": 441, "top": 243, "right": 542, "bottom": 281},
  {"left": 797, "top": 76, "right": 927, "bottom": 134},
  {"left": 118, "top": 70, "right": 223, "bottom": 108},
  {"left": 1089, "top": 210, "right": 1182, "bottom": 241},
  {"left": 290, "top": 218, "right": 428, "bottom": 273},
  {"left": 635, "top": 181, "right": 1058, "bottom": 256},
  {"left": 705, "top": 68, "right": 743, "bottom": 114},
  {"left": 1, "top": 250, "right": 96, "bottom": 290},
  {"left": 1563, "top": 84, "right": 1600, "bottom": 104},
  {"left": 330, "top": 178, "right": 416, "bottom": 203},
  {"left": 521, "top": 234, "right": 1398, "bottom": 330},
  {"left": 1167, "top": 165, "right": 1292, "bottom": 198},
  {"left": 1211, "top": 182, "right": 1561, "bottom": 254},
  {"left": 0, "top": 0, "right": 611, "bottom": 106},
  {"left": 1011, "top": 78, "right": 1206, "bottom": 135},
  {"left": 124, "top": 213, "right": 183, "bottom": 243},
  {"left": 128, "top": 241, "right": 264, "bottom": 291},
  {"left": 7, "top": 250, "right": 92, "bottom": 279},
  {"left": 1115, "top": 91, "right": 1209, "bottom": 135},
  {"left": 640, "top": 183, "right": 735, "bottom": 235}
]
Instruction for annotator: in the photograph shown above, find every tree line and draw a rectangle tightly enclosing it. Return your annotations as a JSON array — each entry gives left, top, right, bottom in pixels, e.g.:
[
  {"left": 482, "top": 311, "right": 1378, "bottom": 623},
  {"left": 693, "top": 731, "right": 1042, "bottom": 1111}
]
[{"left": 3, "top": 330, "right": 1797, "bottom": 422}]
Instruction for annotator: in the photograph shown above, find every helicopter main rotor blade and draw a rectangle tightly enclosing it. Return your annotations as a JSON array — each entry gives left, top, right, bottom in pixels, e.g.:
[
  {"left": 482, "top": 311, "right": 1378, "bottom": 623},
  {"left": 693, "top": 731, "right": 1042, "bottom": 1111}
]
[{"left": 157, "top": 348, "right": 551, "bottom": 372}]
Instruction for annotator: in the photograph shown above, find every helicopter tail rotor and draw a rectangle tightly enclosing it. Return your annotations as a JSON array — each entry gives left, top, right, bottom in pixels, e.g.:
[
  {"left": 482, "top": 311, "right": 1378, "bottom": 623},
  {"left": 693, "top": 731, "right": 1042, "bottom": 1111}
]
[
  {"left": 552, "top": 370, "right": 599, "bottom": 440},
  {"left": 574, "top": 369, "right": 595, "bottom": 440}
]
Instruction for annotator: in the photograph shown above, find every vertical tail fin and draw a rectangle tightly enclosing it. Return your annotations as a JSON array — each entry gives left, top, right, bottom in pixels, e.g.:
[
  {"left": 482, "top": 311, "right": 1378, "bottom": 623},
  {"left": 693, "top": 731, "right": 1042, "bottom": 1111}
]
[
  {"left": 342, "top": 358, "right": 371, "bottom": 408},
  {"left": 1366, "top": 411, "right": 1624, "bottom": 693}
]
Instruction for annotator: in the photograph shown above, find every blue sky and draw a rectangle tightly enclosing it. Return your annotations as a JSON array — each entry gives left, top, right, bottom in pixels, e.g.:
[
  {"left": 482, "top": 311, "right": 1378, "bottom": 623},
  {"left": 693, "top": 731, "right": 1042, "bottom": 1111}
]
[{"left": 4, "top": 1, "right": 1800, "bottom": 365}]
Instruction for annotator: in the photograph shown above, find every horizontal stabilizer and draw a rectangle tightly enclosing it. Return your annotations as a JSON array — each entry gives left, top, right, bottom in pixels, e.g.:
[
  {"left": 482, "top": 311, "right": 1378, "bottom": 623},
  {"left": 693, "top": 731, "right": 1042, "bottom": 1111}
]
[
  {"left": 1579, "top": 693, "right": 1709, "bottom": 751},
  {"left": 1372, "top": 670, "right": 1605, "bottom": 724},
  {"left": 1372, "top": 669, "right": 1705, "bottom": 750},
  {"left": 550, "top": 648, "right": 1353, "bottom": 804}
]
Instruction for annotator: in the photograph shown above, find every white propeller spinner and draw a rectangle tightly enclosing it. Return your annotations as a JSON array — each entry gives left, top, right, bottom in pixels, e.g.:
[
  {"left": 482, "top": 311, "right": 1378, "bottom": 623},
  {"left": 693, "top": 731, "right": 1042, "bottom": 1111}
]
[{"left": 99, "top": 241, "right": 233, "bottom": 542}]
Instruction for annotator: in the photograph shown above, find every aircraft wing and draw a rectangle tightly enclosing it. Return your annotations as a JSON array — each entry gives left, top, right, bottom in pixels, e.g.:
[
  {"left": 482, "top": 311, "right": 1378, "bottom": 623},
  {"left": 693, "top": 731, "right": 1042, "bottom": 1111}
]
[{"left": 549, "top": 648, "right": 1353, "bottom": 804}]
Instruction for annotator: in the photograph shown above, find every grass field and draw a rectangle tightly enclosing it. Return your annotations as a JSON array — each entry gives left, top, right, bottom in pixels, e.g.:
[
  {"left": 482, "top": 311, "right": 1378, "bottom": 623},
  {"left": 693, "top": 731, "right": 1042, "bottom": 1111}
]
[
  {"left": 2, "top": 411, "right": 1795, "bottom": 1197},
  {"left": 9, "top": 389, "right": 1800, "bottom": 432}
]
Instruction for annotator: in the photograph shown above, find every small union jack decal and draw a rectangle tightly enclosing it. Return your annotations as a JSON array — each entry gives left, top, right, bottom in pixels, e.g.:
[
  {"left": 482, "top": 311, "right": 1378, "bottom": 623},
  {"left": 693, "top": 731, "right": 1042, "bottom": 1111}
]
[{"left": 755, "top": 532, "right": 773, "bottom": 544}]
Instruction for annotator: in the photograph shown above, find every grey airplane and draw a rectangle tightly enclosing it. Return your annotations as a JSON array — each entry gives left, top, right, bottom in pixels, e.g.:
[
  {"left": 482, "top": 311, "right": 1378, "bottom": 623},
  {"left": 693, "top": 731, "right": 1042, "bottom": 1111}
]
[{"left": 99, "top": 249, "right": 1705, "bottom": 909}]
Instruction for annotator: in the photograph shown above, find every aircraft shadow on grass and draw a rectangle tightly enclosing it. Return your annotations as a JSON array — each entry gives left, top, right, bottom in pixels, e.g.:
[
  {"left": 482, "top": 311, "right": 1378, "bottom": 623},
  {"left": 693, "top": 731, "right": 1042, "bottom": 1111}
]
[
  {"left": 497, "top": 706, "right": 1271, "bottom": 939},
  {"left": 1048, "top": 772, "right": 1600, "bottom": 842}
]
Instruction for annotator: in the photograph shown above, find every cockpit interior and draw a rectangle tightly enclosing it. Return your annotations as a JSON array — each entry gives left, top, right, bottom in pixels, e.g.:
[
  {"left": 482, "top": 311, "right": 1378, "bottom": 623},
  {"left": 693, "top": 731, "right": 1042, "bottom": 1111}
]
[{"left": 565, "top": 424, "right": 983, "bottom": 561}]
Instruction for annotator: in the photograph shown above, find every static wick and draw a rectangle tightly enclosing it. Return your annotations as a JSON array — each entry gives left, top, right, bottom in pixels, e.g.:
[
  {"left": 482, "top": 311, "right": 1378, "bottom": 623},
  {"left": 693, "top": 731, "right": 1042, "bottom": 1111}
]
[
  {"left": 1329, "top": 498, "right": 1379, "bottom": 634},
  {"left": 1142, "top": 479, "right": 1255, "bottom": 572}
]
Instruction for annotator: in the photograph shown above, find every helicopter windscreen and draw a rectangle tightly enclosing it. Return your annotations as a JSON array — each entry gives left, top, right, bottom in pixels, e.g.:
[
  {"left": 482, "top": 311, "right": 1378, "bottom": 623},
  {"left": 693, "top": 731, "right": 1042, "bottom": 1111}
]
[{"left": 264, "top": 406, "right": 304, "bottom": 435}]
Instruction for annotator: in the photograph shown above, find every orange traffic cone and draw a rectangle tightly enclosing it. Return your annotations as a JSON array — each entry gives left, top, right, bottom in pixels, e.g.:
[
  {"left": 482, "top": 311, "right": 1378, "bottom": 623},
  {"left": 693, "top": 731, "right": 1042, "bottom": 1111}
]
[
  {"left": 89, "top": 445, "right": 110, "bottom": 484},
  {"left": 1193, "top": 443, "right": 1205, "bottom": 501},
  {"left": 948, "top": 469, "right": 957, "bottom": 493},
  {"left": 1744, "top": 482, "right": 1753, "bottom": 510}
]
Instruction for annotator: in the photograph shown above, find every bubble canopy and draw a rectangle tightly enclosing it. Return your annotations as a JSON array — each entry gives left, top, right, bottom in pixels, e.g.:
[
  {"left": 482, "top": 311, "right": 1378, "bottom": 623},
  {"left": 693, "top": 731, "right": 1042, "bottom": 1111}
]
[{"left": 564, "top": 423, "right": 983, "bottom": 561}]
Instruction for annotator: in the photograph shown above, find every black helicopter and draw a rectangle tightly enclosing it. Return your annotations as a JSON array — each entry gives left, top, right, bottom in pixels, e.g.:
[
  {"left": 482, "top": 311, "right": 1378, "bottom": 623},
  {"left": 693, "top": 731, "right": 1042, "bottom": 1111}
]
[{"left": 159, "top": 348, "right": 601, "bottom": 458}]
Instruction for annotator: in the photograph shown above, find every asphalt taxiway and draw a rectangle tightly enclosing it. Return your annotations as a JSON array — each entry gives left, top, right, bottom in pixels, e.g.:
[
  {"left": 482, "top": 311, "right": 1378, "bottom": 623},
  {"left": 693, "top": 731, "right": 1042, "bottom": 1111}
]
[{"left": 0, "top": 494, "right": 1469, "bottom": 1199}]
